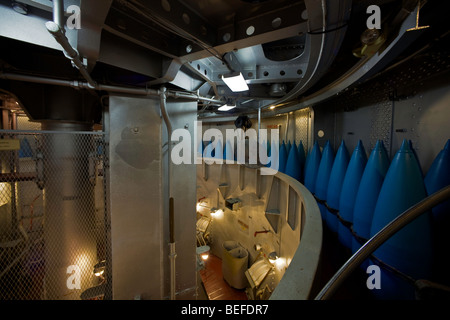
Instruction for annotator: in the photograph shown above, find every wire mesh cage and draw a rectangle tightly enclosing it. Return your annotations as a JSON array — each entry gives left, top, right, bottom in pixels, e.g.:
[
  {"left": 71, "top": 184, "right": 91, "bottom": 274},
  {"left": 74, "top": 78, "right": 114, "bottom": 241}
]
[{"left": 0, "top": 123, "right": 110, "bottom": 300}]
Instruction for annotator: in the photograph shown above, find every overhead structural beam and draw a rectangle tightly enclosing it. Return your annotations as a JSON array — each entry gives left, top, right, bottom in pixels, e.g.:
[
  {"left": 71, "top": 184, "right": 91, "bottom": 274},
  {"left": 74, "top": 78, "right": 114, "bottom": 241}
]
[
  {"left": 258, "top": 0, "right": 352, "bottom": 110},
  {"left": 267, "top": 2, "right": 424, "bottom": 114}
]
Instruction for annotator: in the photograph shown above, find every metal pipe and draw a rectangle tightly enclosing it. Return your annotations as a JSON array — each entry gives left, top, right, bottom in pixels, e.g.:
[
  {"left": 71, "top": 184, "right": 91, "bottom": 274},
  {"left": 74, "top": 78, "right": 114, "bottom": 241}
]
[
  {"left": 52, "top": 0, "right": 65, "bottom": 31},
  {"left": 46, "top": 1, "right": 96, "bottom": 88},
  {"left": 0, "top": 72, "right": 223, "bottom": 105},
  {"left": 45, "top": 21, "right": 97, "bottom": 89},
  {"left": 314, "top": 185, "right": 450, "bottom": 300},
  {"left": 160, "top": 87, "right": 177, "bottom": 300}
]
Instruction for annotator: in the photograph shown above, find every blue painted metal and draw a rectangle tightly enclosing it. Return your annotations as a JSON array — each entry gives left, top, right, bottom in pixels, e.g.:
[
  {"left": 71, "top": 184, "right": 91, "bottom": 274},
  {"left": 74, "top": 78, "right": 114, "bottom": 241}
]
[
  {"left": 338, "top": 140, "right": 368, "bottom": 249},
  {"left": 298, "top": 141, "right": 306, "bottom": 183},
  {"left": 286, "top": 140, "right": 292, "bottom": 155},
  {"left": 19, "top": 138, "right": 33, "bottom": 158},
  {"left": 285, "top": 141, "right": 301, "bottom": 181},
  {"left": 352, "top": 140, "right": 390, "bottom": 255},
  {"left": 224, "top": 139, "right": 234, "bottom": 161},
  {"left": 370, "top": 139, "right": 433, "bottom": 299},
  {"left": 325, "top": 141, "right": 349, "bottom": 233},
  {"left": 304, "top": 141, "right": 322, "bottom": 194},
  {"left": 215, "top": 139, "right": 223, "bottom": 160},
  {"left": 424, "top": 139, "right": 450, "bottom": 286},
  {"left": 279, "top": 141, "right": 288, "bottom": 173},
  {"left": 315, "top": 141, "right": 335, "bottom": 220}
]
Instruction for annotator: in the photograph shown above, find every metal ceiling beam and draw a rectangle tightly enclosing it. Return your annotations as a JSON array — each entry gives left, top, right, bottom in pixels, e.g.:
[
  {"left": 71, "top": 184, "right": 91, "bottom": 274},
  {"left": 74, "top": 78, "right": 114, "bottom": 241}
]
[
  {"left": 180, "top": 3, "right": 309, "bottom": 62},
  {"left": 77, "top": 0, "right": 114, "bottom": 72},
  {"left": 268, "top": 3, "right": 425, "bottom": 115},
  {"left": 260, "top": 0, "right": 353, "bottom": 110}
]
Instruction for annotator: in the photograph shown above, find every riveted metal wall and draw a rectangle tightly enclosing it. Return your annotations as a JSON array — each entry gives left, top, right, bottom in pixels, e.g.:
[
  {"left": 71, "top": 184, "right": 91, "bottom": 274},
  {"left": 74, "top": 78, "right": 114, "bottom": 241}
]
[
  {"left": 313, "top": 38, "right": 450, "bottom": 171},
  {"left": 0, "top": 117, "right": 110, "bottom": 300}
]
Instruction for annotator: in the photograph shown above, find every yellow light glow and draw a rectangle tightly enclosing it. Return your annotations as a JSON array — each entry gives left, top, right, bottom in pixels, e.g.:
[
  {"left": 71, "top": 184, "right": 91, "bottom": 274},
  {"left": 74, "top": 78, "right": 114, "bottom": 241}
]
[
  {"left": 201, "top": 253, "right": 209, "bottom": 261},
  {"left": 94, "top": 270, "right": 105, "bottom": 277},
  {"left": 75, "top": 253, "right": 91, "bottom": 271},
  {"left": 211, "top": 209, "right": 224, "bottom": 219},
  {"left": 270, "top": 105, "right": 276, "bottom": 110},
  {"left": 275, "top": 257, "right": 287, "bottom": 270},
  {"left": 0, "top": 183, "right": 10, "bottom": 207}
]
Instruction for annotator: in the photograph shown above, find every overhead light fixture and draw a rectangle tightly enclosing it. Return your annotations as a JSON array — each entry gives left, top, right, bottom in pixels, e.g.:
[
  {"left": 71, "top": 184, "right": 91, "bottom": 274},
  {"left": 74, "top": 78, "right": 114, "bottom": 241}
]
[
  {"left": 270, "top": 105, "right": 276, "bottom": 110},
  {"left": 222, "top": 72, "right": 249, "bottom": 92},
  {"left": 218, "top": 103, "right": 236, "bottom": 112}
]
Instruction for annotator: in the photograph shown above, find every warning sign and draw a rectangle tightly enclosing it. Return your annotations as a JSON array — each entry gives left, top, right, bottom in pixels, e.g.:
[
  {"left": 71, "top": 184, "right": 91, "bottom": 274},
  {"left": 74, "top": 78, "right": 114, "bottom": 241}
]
[{"left": 0, "top": 139, "right": 20, "bottom": 151}]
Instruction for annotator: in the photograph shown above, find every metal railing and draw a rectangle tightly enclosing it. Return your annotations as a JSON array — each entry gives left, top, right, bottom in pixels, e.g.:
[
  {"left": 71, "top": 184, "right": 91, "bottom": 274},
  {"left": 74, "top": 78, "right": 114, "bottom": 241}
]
[{"left": 314, "top": 185, "right": 450, "bottom": 300}]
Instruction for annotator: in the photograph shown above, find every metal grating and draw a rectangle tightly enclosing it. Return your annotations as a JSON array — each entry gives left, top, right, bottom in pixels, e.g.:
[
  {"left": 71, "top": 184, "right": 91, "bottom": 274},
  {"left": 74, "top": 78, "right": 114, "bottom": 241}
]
[{"left": 0, "top": 129, "right": 110, "bottom": 300}]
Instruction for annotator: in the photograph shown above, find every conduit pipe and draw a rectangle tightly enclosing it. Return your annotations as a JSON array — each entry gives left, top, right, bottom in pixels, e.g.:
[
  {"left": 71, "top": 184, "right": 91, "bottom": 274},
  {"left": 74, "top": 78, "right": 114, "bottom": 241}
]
[
  {"left": 46, "top": 0, "right": 97, "bottom": 89},
  {"left": 315, "top": 185, "right": 450, "bottom": 300},
  {"left": 160, "top": 87, "right": 177, "bottom": 300},
  {"left": 0, "top": 72, "right": 223, "bottom": 105},
  {"left": 52, "top": 0, "right": 65, "bottom": 32},
  {"left": 45, "top": 21, "right": 97, "bottom": 88}
]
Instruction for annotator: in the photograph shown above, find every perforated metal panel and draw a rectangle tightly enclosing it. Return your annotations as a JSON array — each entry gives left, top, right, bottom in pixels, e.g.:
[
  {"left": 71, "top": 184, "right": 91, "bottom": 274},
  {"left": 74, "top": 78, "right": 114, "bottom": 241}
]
[
  {"left": 294, "top": 108, "right": 311, "bottom": 152},
  {"left": 262, "top": 107, "right": 311, "bottom": 153},
  {"left": 313, "top": 37, "right": 450, "bottom": 168}
]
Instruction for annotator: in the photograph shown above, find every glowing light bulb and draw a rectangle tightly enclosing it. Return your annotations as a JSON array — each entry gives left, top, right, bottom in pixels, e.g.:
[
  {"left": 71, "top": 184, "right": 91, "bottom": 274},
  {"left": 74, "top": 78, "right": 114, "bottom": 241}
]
[
  {"left": 201, "top": 253, "right": 209, "bottom": 261},
  {"left": 211, "top": 209, "right": 224, "bottom": 218}
]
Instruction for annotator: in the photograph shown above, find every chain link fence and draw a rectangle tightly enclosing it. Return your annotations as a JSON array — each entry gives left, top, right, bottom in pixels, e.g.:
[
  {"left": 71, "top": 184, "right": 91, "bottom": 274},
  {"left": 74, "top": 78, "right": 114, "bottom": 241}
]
[{"left": 0, "top": 117, "right": 110, "bottom": 300}]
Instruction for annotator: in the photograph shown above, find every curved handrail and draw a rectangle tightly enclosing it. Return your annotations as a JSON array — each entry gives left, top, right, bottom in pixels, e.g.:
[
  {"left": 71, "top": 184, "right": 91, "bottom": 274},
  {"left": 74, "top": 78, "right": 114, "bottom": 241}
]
[{"left": 314, "top": 185, "right": 450, "bottom": 300}]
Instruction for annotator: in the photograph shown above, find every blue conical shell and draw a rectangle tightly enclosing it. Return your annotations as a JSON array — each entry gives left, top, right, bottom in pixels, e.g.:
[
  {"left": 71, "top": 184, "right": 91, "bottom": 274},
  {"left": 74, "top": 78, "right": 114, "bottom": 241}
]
[
  {"left": 425, "top": 140, "right": 450, "bottom": 220},
  {"left": 203, "top": 139, "right": 214, "bottom": 159},
  {"left": 370, "top": 139, "right": 432, "bottom": 299},
  {"left": 338, "top": 140, "right": 368, "bottom": 249},
  {"left": 224, "top": 139, "right": 234, "bottom": 161},
  {"left": 298, "top": 141, "right": 306, "bottom": 183},
  {"left": 315, "top": 141, "right": 335, "bottom": 220},
  {"left": 285, "top": 141, "right": 301, "bottom": 181},
  {"left": 304, "top": 141, "right": 322, "bottom": 194},
  {"left": 278, "top": 141, "right": 288, "bottom": 173},
  {"left": 352, "top": 141, "right": 390, "bottom": 254},
  {"left": 215, "top": 139, "right": 223, "bottom": 160},
  {"left": 325, "top": 141, "right": 349, "bottom": 233},
  {"left": 198, "top": 139, "right": 205, "bottom": 158},
  {"left": 424, "top": 139, "right": 450, "bottom": 286},
  {"left": 19, "top": 138, "right": 33, "bottom": 158}
]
